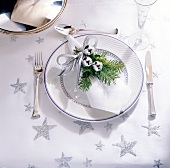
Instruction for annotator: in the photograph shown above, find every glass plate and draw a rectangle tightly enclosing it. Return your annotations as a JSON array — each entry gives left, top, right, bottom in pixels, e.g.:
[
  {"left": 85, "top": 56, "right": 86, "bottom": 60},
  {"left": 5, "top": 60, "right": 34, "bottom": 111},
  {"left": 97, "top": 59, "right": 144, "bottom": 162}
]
[{"left": 44, "top": 34, "right": 144, "bottom": 122}]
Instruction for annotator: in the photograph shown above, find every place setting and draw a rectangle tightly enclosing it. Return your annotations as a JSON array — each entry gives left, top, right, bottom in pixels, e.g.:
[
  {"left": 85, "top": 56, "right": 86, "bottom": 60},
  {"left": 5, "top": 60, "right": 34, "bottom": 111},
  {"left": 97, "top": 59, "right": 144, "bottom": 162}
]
[
  {"left": 42, "top": 27, "right": 144, "bottom": 122},
  {"left": 1, "top": 0, "right": 169, "bottom": 167}
]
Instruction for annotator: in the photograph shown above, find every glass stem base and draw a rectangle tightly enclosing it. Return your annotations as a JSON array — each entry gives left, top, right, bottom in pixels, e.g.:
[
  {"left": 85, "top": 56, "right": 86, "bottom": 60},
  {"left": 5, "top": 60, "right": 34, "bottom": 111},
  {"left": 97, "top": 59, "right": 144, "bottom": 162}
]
[{"left": 128, "top": 33, "right": 150, "bottom": 50}]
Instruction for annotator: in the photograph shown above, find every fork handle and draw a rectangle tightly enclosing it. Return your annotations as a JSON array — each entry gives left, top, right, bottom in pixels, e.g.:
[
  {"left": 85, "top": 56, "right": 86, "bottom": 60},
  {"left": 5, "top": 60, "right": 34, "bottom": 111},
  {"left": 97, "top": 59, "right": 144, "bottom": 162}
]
[{"left": 32, "top": 76, "right": 40, "bottom": 119}]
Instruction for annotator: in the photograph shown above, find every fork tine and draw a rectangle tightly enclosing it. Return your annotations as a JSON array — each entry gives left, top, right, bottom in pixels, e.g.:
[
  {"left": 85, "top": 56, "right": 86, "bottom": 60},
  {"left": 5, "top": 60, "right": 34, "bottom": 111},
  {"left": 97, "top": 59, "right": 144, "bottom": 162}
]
[{"left": 40, "top": 52, "right": 43, "bottom": 66}]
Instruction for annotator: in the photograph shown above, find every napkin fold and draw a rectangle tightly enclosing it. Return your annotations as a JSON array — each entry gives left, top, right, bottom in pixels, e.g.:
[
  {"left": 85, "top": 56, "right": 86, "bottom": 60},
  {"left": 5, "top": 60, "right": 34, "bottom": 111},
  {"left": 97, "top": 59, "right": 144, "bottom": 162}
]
[
  {"left": 11, "top": 0, "right": 56, "bottom": 27},
  {"left": 86, "top": 78, "right": 131, "bottom": 114},
  {"left": 64, "top": 35, "right": 132, "bottom": 115}
]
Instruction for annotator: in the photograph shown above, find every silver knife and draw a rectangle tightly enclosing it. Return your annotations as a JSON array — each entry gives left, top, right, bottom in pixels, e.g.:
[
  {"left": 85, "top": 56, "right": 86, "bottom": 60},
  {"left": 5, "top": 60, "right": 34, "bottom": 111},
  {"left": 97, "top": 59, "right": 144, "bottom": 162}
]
[{"left": 145, "top": 51, "right": 156, "bottom": 117}]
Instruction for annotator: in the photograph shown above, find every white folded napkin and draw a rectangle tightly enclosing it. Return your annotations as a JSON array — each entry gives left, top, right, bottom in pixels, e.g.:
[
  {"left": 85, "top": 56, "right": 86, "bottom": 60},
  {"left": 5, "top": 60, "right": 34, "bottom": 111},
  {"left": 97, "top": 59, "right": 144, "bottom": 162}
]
[
  {"left": 64, "top": 35, "right": 132, "bottom": 115},
  {"left": 86, "top": 78, "right": 131, "bottom": 114}
]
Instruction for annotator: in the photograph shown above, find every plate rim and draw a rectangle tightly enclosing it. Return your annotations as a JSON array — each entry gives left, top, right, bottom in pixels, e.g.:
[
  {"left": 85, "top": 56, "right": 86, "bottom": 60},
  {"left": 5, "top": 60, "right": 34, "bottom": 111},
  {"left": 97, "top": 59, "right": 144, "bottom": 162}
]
[{"left": 44, "top": 33, "right": 144, "bottom": 122}]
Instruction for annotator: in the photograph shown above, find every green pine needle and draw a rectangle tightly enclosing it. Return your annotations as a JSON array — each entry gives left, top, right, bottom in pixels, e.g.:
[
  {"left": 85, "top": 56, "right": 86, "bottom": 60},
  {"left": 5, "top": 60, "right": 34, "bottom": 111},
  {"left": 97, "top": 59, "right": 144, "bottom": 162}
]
[{"left": 77, "top": 50, "right": 124, "bottom": 91}]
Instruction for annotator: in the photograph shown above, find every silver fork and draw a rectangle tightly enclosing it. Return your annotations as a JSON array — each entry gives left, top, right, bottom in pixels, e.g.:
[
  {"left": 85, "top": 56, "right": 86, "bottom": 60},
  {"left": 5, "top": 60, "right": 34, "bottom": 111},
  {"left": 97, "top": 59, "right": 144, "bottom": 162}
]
[{"left": 32, "top": 52, "right": 43, "bottom": 119}]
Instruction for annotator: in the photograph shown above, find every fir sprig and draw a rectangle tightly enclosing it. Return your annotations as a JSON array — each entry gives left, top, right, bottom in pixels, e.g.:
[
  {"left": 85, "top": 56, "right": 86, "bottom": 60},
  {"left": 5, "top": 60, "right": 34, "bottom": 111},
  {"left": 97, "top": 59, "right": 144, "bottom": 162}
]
[{"left": 77, "top": 49, "right": 124, "bottom": 91}]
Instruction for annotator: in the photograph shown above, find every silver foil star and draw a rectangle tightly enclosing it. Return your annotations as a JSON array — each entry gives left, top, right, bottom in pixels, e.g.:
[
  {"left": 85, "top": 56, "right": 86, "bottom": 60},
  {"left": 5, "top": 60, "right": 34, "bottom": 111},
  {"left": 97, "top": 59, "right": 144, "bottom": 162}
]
[
  {"left": 80, "top": 20, "right": 88, "bottom": 27},
  {"left": 10, "top": 36, "right": 18, "bottom": 42},
  {"left": 104, "top": 122, "right": 113, "bottom": 131},
  {"left": 142, "top": 122, "right": 160, "bottom": 137},
  {"left": 153, "top": 159, "right": 163, "bottom": 168},
  {"left": 74, "top": 120, "right": 94, "bottom": 135},
  {"left": 24, "top": 103, "right": 33, "bottom": 112},
  {"left": 121, "top": 113, "right": 129, "bottom": 120},
  {"left": 28, "top": 164, "right": 37, "bottom": 168},
  {"left": 83, "top": 158, "right": 92, "bottom": 167},
  {"left": 112, "top": 135, "right": 137, "bottom": 157},
  {"left": 36, "top": 37, "right": 44, "bottom": 44},
  {"left": 32, "top": 117, "right": 57, "bottom": 140},
  {"left": 55, "top": 152, "right": 72, "bottom": 168},
  {"left": 25, "top": 55, "right": 34, "bottom": 63},
  {"left": 95, "top": 141, "right": 104, "bottom": 151},
  {"left": 10, "top": 78, "right": 27, "bottom": 94}
]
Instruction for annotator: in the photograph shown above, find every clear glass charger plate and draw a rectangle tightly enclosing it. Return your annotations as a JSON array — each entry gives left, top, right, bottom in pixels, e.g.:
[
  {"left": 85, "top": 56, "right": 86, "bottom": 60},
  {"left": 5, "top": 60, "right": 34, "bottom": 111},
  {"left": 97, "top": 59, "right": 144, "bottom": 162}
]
[{"left": 44, "top": 34, "right": 144, "bottom": 122}]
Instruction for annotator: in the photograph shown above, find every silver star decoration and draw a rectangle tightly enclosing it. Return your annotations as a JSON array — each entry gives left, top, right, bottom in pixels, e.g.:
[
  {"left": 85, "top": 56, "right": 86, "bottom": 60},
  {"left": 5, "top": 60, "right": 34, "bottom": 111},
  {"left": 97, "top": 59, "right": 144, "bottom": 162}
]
[
  {"left": 10, "top": 36, "right": 18, "bottom": 42},
  {"left": 25, "top": 55, "right": 34, "bottom": 63},
  {"left": 153, "top": 72, "right": 160, "bottom": 78},
  {"left": 153, "top": 159, "right": 163, "bottom": 168},
  {"left": 32, "top": 117, "right": 57, "bottom": 140},
  {"left": 36, "top": 37, "right": 44, "bottom": 44},
  {"left": 150, "top": 42, "right": 156, "bottom": 49},
  {"left": 104, "top": 122, "right": 113, "bottom": 131},
  {"left": 55, "top": 152, "right": 72, "bottom": 168},
  {"left": 112, "top": 135, "right": 137, "bottom": 157},
  {"left": 74, "top": 120, "right": 94, "bottom": 135},
  {"left": 24, "top": 103, "right": 33, "bottom": 112},
  {"left": 83, "top": 158, "right": 92, "bottom": 167},
  {"left": 142, "top": 122, "right": 160, "bottom": 137},
  {"left": 80, "top": 20, "right": 88, "bottom": 27},
  {"left": 121, "top": 113, "right": 129, "bottom": 120},
  {"left": 95, "top": 141, "right": 104, "bottom": 151},
  {"left": 28, "top": 164, "right": 37, "bottom": 168},
  {"left": 10, "top": 78, "right": 27, "bottom": 94}
]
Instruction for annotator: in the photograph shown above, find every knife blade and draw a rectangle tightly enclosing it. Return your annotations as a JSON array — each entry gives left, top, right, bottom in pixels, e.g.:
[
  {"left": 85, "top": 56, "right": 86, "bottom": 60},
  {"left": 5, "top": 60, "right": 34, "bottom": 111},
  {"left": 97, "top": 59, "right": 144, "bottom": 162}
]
[{"left": 145, "top": 51, "right": 156, "bottom": 117}]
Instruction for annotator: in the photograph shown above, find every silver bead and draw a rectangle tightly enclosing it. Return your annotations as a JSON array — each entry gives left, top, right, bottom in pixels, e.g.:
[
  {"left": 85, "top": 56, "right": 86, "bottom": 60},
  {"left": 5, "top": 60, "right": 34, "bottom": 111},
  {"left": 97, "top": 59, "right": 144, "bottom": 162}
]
[
  {"left": 83, "top": 45, "right": 95, "bottom": 55},
  {"left": 92, "top": 61, "right": 103, "bottom": 71},
  {"left": 82, "top": 56, "right": 93, "bottom": 67}
]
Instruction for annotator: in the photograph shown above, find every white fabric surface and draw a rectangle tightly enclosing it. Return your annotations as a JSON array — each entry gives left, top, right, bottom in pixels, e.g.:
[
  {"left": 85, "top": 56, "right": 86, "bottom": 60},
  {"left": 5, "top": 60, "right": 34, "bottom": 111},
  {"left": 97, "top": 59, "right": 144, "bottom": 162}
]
[{"left": 0, "top": 0, "right": 170, "bottom": 168}]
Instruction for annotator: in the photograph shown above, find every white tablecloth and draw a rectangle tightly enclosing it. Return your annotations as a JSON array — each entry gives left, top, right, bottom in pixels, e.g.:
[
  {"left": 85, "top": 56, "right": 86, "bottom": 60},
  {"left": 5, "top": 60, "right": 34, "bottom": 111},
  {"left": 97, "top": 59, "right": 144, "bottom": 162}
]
[{"left": 0, "top": 0, "right": 170, "bottom": 167}]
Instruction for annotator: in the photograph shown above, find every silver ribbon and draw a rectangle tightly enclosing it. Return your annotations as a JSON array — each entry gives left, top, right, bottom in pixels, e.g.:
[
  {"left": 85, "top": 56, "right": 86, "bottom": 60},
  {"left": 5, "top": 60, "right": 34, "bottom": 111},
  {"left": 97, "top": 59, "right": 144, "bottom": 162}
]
[{"left": 56, "top": 36, "right": 98, "bottom": 89}]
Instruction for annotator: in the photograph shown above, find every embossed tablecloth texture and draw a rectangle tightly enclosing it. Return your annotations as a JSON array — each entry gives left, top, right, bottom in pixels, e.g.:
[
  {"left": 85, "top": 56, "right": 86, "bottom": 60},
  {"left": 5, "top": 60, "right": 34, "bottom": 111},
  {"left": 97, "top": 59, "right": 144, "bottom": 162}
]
[{"left": 0, "top": 0, "right": 170, "bottom": 168}]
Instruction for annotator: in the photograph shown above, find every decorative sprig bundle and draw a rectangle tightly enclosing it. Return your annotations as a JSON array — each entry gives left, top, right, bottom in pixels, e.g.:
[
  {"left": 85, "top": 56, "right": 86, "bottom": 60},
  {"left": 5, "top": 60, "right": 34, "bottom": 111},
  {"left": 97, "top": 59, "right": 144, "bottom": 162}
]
[{"left": 74, "top": 46, "right": 125, "bottom": 91}]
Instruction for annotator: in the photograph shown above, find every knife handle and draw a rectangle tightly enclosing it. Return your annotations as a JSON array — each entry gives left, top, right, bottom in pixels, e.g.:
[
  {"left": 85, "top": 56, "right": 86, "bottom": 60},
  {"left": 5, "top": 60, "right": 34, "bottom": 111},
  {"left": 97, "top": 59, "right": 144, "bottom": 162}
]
[{"left": 147, "top": 83, "right": 156, "bottom": 117}]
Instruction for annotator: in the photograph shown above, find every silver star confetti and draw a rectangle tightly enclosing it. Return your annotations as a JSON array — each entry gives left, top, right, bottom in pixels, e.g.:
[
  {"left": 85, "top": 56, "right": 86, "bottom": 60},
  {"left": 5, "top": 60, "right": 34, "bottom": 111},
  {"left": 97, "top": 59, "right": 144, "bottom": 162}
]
[
  {"left": 32, "top": 117, "right": 57, "bottom": 140},
  {"left": 153, "top": 160, "right": 163, "bottom": 168},
  {"left": 83, "top": 158, "right": 92, "bottom": 168},
  {"left": 104, "top": 122, "right": 113, "bottom": 131},
  {"left": 121, "top": 113, "right": 129, "bottom": 121},
  {"left": 10, "top": 78, "right": 27, "bottom": 94},
  {"left": 36, "top": 37, "right": 44, "bottom": 44},
  {"left": 28, "top": 164, "right": 37, "bottom": 168},
  {"left": 74, "top": 121, "right": 94, "bottom": 135},
  {"left": 25, "top": 55, "right": 34, "bottom": 63},
  {"left": 142, "top": 122, "right": 160, "bottom": 137},
  {"left": 55, "top": 152, "right": 73, "bottom": 168},
  {"left": 95, "top": 141, "right": 104, "bottom": 151},
  {"left": 10, "top": 36, "right": 18, "bottom": 42},
  {"left": 153, "top": 72, "right": 160, "bottom": 78},
  {"left": 80, "top": 20, "right": 88, "bottom": 27},
  {"left": 112, "top": 135, "right": 137, "bottom": 157},
  {"left": 24, "top": 103, "right": 33, "bottom": 112}
]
